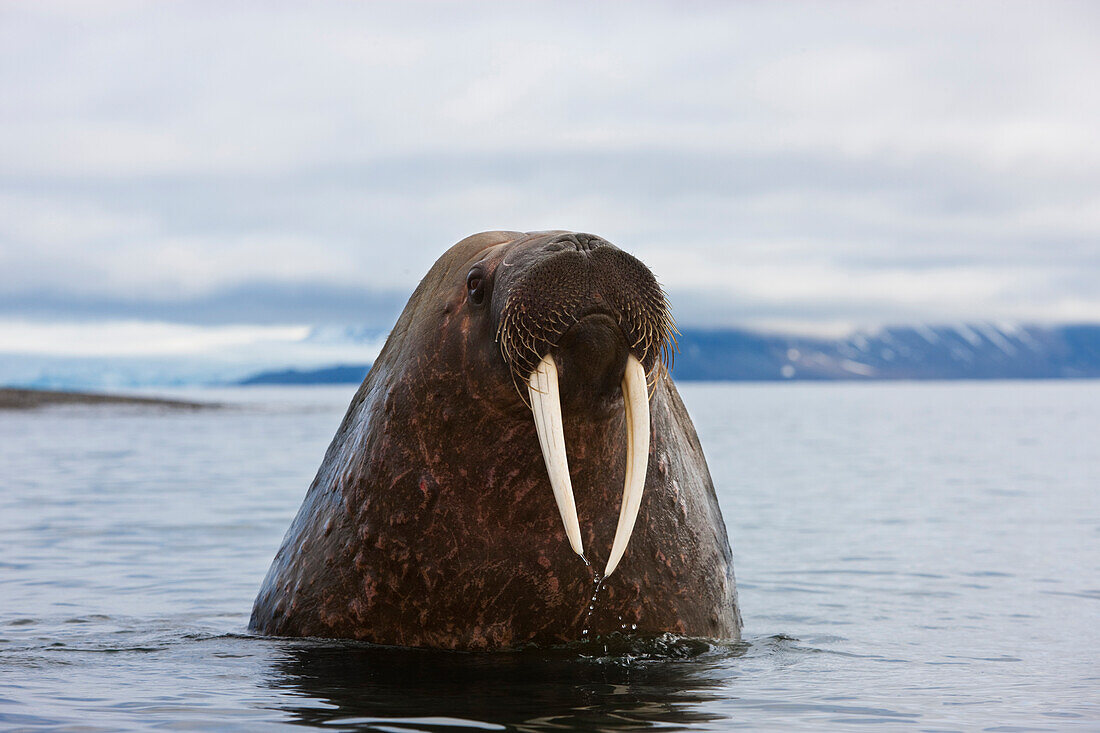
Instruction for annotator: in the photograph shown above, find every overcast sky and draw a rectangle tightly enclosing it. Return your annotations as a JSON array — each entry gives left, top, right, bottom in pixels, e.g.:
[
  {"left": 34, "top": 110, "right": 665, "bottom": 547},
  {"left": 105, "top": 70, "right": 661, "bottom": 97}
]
[{"left": 1, "top": 0, "right": 1098, "bottom": 355}]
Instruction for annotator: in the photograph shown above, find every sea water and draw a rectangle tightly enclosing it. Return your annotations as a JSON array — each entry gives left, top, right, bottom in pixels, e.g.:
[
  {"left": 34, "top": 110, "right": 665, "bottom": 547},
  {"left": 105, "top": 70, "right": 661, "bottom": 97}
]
[{"left": 1, "top": 382, "right": 1097, "bottom": 730}]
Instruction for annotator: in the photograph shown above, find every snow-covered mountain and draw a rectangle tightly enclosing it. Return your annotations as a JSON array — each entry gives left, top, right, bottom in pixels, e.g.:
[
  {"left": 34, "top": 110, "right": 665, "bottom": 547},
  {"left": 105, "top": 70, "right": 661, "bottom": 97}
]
[
  {"left": 234, "top": 323, "right": 1100, "bottom": 384},
  {"left": 673, "top": 323, "right": 1100, "bottom": 381}
]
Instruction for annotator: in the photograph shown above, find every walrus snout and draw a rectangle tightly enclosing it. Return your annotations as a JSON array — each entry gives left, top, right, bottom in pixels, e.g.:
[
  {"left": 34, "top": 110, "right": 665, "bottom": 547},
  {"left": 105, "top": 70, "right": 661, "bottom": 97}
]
[
  {"left": 488, "top": 232, "right": 676, "bottom": 578},
  {"left": 493, "top": 235, "right": 676, "bottom": 384}
]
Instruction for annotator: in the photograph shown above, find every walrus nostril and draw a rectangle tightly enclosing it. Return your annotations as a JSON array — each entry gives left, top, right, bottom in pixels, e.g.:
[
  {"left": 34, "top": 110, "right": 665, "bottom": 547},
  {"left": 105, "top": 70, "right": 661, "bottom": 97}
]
[
  {"left": 574, "top": 233, "right": 603, "bottom": 252},
  {"left": 546, "top": 232, "right": 605, "bottom": 253}
]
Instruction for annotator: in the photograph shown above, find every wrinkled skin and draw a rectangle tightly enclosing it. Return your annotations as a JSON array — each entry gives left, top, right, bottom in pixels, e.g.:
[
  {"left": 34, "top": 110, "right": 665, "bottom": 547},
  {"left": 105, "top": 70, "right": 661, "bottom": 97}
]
[{"left": 249, "top": 231, "right": 742, "bottom": 649}]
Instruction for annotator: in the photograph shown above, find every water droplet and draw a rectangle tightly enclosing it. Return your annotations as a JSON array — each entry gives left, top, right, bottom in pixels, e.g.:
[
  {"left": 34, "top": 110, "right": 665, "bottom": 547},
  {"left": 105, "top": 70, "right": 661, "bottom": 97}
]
[{"left": 579, "top": 569, "right": 607, "bottom": 641}]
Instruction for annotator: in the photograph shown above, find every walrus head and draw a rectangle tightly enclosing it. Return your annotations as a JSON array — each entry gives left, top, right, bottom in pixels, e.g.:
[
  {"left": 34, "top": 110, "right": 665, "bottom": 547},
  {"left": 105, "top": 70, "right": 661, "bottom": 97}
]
[
  {"left": 251, "top": 229, "right": 741, "bottom": 648},
  {"left": 463, "top": 231, "right": 676, "bottom": 576}
]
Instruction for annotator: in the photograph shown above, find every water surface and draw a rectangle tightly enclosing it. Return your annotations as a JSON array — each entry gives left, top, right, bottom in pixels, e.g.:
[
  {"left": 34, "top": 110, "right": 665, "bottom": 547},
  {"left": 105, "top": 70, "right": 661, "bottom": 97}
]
[{"left": 1, "top": 382, "right": 1097, "bottom": 730}]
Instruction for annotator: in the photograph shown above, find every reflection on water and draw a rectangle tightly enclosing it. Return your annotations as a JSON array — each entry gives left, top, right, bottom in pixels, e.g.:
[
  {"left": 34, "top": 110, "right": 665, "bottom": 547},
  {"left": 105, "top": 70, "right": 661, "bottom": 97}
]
[{"left": 270, "top": 636, "right": 741, "bottom": 731}]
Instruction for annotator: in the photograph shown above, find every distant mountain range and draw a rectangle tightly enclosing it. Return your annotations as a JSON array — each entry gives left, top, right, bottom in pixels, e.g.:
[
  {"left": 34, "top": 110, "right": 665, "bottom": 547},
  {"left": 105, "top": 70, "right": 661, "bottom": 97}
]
[
  {"left": 238, "top": 323, "right": 1100, "bottom": 384},
  {"left": 239, "top": 364, "right": 375, "bottom": 385}
]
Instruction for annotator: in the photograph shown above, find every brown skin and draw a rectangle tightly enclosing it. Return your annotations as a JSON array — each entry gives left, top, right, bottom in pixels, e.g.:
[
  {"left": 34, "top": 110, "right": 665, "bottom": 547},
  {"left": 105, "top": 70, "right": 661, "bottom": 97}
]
[{"left": 249, "top": 231, "right": 742, "bottom": 649}]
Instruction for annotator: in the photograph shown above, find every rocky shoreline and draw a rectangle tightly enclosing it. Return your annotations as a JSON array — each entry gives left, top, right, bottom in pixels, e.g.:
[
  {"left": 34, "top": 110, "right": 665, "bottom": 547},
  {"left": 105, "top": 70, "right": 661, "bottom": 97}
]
[{"left": 0, "top": 388, "right": 214, "bottom": 411}]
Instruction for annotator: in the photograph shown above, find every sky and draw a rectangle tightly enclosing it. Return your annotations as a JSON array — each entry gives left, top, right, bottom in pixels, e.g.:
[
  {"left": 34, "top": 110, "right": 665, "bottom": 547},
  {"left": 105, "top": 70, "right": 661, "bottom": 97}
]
[{"left": 1, "top": 0, "right": 1098, "bottom": 362}]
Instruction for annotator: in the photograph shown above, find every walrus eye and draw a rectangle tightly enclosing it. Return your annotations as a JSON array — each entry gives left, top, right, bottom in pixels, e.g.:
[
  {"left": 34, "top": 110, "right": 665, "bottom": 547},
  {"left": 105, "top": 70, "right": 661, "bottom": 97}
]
[{"left": 466, "top": 268, "right": 486, "bottom": 305}]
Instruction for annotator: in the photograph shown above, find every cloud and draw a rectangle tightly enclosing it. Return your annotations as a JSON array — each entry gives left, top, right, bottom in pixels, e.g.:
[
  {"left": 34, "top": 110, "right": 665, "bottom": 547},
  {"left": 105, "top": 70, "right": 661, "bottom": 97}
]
[
  {"left": 0, "top": 0, "right": 1097, "bottom": 334},
  {"left": 0, "top": 281, "right": 407, "bottom": 327},
  {"left": 0, "top": 319, "right": 309, "bottom": 357}
]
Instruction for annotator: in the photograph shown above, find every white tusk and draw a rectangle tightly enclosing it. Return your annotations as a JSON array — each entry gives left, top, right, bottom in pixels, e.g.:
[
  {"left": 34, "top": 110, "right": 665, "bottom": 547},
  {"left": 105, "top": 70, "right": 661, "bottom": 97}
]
[
  {"left": 528, "top": 354, "right": 584, "bottom": 556},
  {"left": 604, "top": 354, "right": 650, "bottom": 577}
]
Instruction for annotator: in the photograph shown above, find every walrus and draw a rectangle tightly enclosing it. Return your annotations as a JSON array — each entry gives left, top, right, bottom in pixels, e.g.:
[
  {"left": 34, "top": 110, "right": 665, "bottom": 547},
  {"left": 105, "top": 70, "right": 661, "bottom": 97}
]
[{"left": 249, "top": 230, "right": 741, "bottom": 649}]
